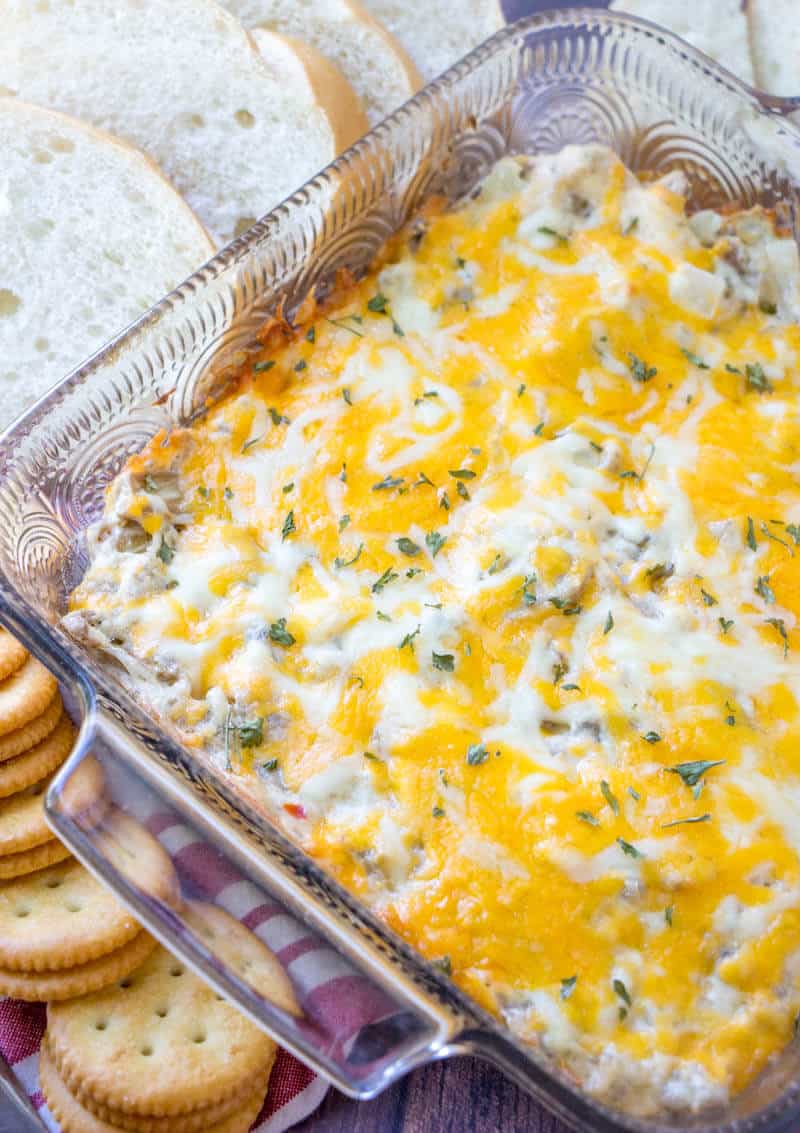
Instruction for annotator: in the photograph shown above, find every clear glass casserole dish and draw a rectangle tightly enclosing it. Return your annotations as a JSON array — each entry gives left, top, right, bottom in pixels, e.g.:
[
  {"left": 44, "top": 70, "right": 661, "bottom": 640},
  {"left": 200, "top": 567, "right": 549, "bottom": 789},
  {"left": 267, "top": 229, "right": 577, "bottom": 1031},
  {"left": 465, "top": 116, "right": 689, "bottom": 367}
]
[{"left": 3, "top": 9, "right": 800, "bottom": 1130}]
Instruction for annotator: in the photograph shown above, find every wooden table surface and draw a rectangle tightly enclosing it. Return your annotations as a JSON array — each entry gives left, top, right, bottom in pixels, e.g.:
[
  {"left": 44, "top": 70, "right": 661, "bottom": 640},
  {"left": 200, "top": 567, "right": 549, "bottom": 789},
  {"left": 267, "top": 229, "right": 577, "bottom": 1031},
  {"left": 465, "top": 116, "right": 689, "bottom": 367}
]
[{"left": 294, "top": 1057, "right": 572, "bottom": 1133}]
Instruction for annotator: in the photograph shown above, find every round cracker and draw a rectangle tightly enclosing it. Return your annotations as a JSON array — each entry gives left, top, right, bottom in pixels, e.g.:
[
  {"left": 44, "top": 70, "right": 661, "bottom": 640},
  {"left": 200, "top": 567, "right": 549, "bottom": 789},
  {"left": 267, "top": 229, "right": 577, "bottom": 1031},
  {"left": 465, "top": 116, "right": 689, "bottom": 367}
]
[
  {"left": 0, "top": 836, "right": 71, "bottom": 879},
  {"left": 0, "top": 928, "right": 156, "bottom": 1001},
  {"left": 0, "top": 630, "right": 27, "bottom": 683},
  {"left": 92, "top": 809, "right": 182, "bottom": 909},
  {"left": 0, "top": 693, "right": 62, "bottom": 763},
  {"left": 0, "top": 757, "right": 103, "bottom": 856},
  {"left": 40, "top": 1041, "right": 267, "bottom": 1133},
  {"left": 48, "top": 944, "right": 277, "bottom": 1117},
  {"left": 0, "top": 715, "right": 75, "bottom": 799},
  {"left": 184, "top": 901, "right": 300, "bottom": 1016},
  {"left": 0, "top": 853, "right": 145, "bottom": 972},
  {"left": 0, "top": 656, "right": 58, "bottom": 736}
]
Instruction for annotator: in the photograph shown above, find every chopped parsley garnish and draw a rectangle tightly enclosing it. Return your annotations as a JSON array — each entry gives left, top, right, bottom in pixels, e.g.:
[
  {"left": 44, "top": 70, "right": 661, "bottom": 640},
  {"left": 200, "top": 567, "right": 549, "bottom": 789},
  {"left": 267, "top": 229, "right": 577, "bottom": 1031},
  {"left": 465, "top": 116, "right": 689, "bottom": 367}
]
[
  {"left": 746, "top": 516, "right": 758, "bottom": 551},
  {"left": 760, "top": 521, "right": 794, "bottom": 555},
  {"left": 449, "top": 468, "right": 476, "bottom": 480},
  {"left": 613, "top": 978, "right": 632, "bottom": 1007},
  {"left": 294, "top": 360, "right": 307, "bottom": 372},
  {"left": 466, "top": 743, "right": 489, "bottom": 766},
  {"left": 576, "top": 811, "right": 599, "bottom": 826},
  {"left": 681, "top": 349, "right": 709, "bottom": 370},
  {"left": 603, "top": 611, "right": 614, "bottom": 634},
  {"left": 667, "top": 759, "right": 725, "bottom": 788},
  {"left": 623, "top": 216, "right": 639, "bottom": 236},
  {"left": 601, "top": 780, "right": 620, "bottom": 816},
  {"left": 432, "top": 806, "right": 445, "bottom": 818},
  {"left": 399, "top": 625, "right": 421, "bottom": 651},
  {"left": 719, "top": 617, "right": 734, "bottom": 634},
  {"left": 538, "top": 225, "right": 567, "bottom": 244},
  {"left": 616, "top": 838, "right": 643, "bottom": 859},
  {"left": 367, "top": 293, "right": 389, "bottom": 313},
  {"left": 628, "top": 786, "right": 641, "bottom": 802},
  {"left": 533, "top": 421, "right": 545, "bottom": 436},
  {"left": 342, "top": 388, "right": 353, "bottom": 406},
  {"left": 521, "top": 575, "right": 536, "bottom": 606},
  {"left": 415, "top": 471, "right": 436, "bottom": 488},
  {"left": 269, "top": 407, "right": 289, "bottom": 427},
  {"left": 224, "top": 486, "right": 233, "bottom": 501},
  {"left": 456, "top": 481, "right": 470, "bottom": 501},
  {"left": 325, "top": 315, "right": 364, "bottom": 337},
  {"left": 755, "top": 575, "right": 775, "bottom": 604},
  {"left": 560, "top": 976, "right": 578, "bottom": 999},
  {"left": 156, "top": 537, "right": 174, "bottom": 565},
  {"left": 425, "top": 530, "right": 446, "bottom": 558},
  {"left": 517, "top": 383, "right": 526, "bottom": 397},
  {"left": 339, "top": 514, "right": 350, "bottom": 531},
  {"left": 242, "top": 435, "right": 263, "bottom": 452},
  {"left": 432, "top": 653, "right": 455, "bottom": 672},
  {"left": 372, "top": 474, "right": 404, "bottom": 491},
  {"left": 642, "top": 731, "right": 661, "bottom": 744},
  {"left": 238, "top": 718, "right": 263, "bottom": 748},
  {"left": 787, "top": 524, "right": 800, "bottom": 546},
  {"left": 627, "top": 353, "right": 657, "bottom": 383},
  {"left": 662, "top": 813, "right": 712, "bottom": 829},
  {"left": 268, "top": 618, "right": 295, "bottom": 647},
  {"left": 487, "top": 553, "right": 507, "bottom": 575},
  {"left": 376, "top": 611, "right": 391, "bottom": 622},
  {"left": 143, "top": 473, "right": 158, "bottom": 493},
  {"left": 746, "top": 362, "right": 772, "bottom": 393},
  {"left": 334, "top": 543, "right": 364, "bottom": 569},
  {"left": 363, "top": 751, "right": 380, "bottom": 761},
  {"left": 562, "top": 683, "right": 581, "bottom": 692},
  {"left": 549, "top": 598, "right": 582, "bottom": 615},
  {"left": 434, "top": 955, "right": 452, "bottom": 977},
  {"left": 439, "top": 491, "right": 451, "bottom": 511},
  {"left": 281, "top": 510, "right": 296, "bottom": 540},
  {"left": 767, "top": 616, "right": 789, "bottom": 655},
  {"left": 340, "top": 462, "right": 347, "bottom": 483},
  {"left": 372, "top": 567, "right": 399, "bottom": 594},
  {"left": 305, "top": 326, "right": 316, "bottom": 343},
  {"left": 397, "top": 537, "right": 421, "bottom": 557},
  {"left": 665, "top": 905, "right": 674, "bottom": 927},
  {"left": 700, "top": 589, "right": 717, "bottom": 606},
  {"left": 253, "top": 360, "right": 275, "bottom": 373},
  {"left": 392, "top": 319, "right": 405, "bottom": 337},
  {"left": 261, "top": 758, "right": 279, "bottom": 773}
]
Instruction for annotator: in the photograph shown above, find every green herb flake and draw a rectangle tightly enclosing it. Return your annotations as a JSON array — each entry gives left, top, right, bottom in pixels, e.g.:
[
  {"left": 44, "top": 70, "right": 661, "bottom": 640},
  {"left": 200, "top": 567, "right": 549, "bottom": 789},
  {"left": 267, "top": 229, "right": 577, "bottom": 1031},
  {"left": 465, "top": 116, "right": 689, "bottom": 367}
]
[
  {"left": 261, "top": 758, "right": 279, "bottom": 773},
  {"left": 665, "top": 905, "right": 674, "bottom": 927},
  {"left": 397, "top": 537, "right": 421, "bottom": 557},
  {"left": 334, "top": 543, "right": 364, "bottom": 569},
  {"left": 661, "top": 813, "right": 712, "bottom": 829},
  {"left": 372, "top": 474, "right": 404, "bottom": 491},
  {"left": 642, "top": 731, "right": 662, "bottom": 744},
  {"left": 719, "top": 617, "right": 734, "bottom": 634},
  {"left": 399, "top": 624, "right": 421, "bottom": 651},
  {"left": 432, "top": 653, "right": 455, "bottom": 672},
  {"left": 616, "top": 838, "right": 643, "bottom": 859},
  {"left": 425, "top": 530, "right": 446, "bottom": 558},
  {"left": 156, "top": 537, "right": 174, "bottom": 566},
  {"left": 434, "top": 955, "right": 452, "bottom": 977},
  {"left": 700, "top": 589, "right": 717, "bottom": 607},
  {"left": 268, "top": 618, "right": 295, "bottom": 647},
  {"left": 372, "top": 567, "right": 399, "bottom": 594},
  {"left": 517, "top": 383, "right": 526, "bottom": 397},
  {"left": 253, "top": 360, "right": 275, "bottom": 373},
  {"left": 576, "top": 810, "right": 599, "bottom": 827},
  {"left": 746, "top": 516, "right": 758, "bottom": 552},
  {"left": 628, "top": 787, "right": 641, "bottom": 802},
  {"left": 281, "top": 510, "right": 296, "bottom": 541},
  {"left": 603, "top": 611, "right": 614, "bottom": 635},
  {"left": 627, "top": 353, "right": 657, "bottom": 383},
  {"left": 613, "top": 979, "right": 632, "bottom": 1007},
  {"left": 242, "top": 434, "right": 263, "bottom": 453},
  {"left": 367, "top": 293, "right": 389, "bottom": 314},
  {"left": 456, "top": 481, "right": 470, "bottom": 501},
  {"left": 601, "top": 780, "right": 620, "bottom": 816},
  {"left": 439, "top": 491, "right": 451, "bottom": 511},
  {"left": 755, "top": 575, "right": 776, "bottom": 604},
  {"left": 466, "top": 743, "right": 489, "bottom": 766},
  {"left": 238, "top": 718, "right": 264, "bottom": 748},
  {"left": 767, "top": 616, "right": 790, "bottom": 656},
  {"left": 339, "top": 514, "right": 350, "bottom": 531},
  {"left": 538, "top": 225, "right": 567, "bottom": 244},
  {"left": 305, "top": 326, "right": 316, "bottom": 343},
  {"left": 787, "top": 524, "right": 800, "bottom": 546},
  {"left": 432, "top": 805, "right": 445, "bottom": 818},
  {"left": 294, "top": 360, "right": 307, "bottom": 373},
  {"left": 560, "top": 976, "right": 578, "bottom": 1000},
  {"left": 746, "top": 362, "right": 773, "bottom": 393},
  {"left": 681, "top": 349, "right": 710, "bottom": 370},
  {"left": 143, "top": 473, "right": 159, "bottom": 493},
  {"left": 667, "top": 759, "right": 725, "bottom": 788},
  {"left": 449, "top": 468, "right": 476, "bottom": 480},
  {"left": 342, "top": 388, "right": 353, "bottom": 406}
]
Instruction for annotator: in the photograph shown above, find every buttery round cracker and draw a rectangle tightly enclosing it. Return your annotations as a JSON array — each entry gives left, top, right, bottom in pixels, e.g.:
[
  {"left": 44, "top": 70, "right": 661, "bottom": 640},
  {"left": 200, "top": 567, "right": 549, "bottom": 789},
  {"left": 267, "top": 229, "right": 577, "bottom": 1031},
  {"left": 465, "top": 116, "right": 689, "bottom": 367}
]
[
  {"left": 0, "top": 928, "right": 156, "bottom": 1000},
  {"left": 40, "top": 1042, "right": 267, "bottom": 1133},
  {"left": 0, "top": 836, "right": 71, "bottom": 879},
  {"left": 0, "top": 755, "right": 104, "bottom": 857},
  {"left": 0, "top": 630, "right": 27, "bottom": 683},
  {"left": 0, "top": 693, "right": 62, "bottom": 763},
  {"left": 91, "top": 809, "right": 182, "bottom": 909},
  {"left": 184, "top": 901, "right": 300, "bottom": 1016},
  {"left": 0, "top": 715, "right": 75, "bottom": 799},
  {"left": 48, "top": 943, "right": 278, "bottom": 1117},
  {"left": 0, "top": 854, "right": 145, "bottom": 972},
  {"left": 0, "top": 656, "right": 58, "bottom": 736}
]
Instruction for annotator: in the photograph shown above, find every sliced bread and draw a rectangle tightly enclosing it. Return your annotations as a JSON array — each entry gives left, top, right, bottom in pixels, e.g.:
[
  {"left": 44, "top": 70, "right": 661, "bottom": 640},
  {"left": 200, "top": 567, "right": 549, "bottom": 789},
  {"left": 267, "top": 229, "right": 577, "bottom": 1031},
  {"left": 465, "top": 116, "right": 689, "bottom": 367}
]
[
  {"left": 0, "top": 0, "right": 364, "bottom": 245},
  {"left": 363, "top": 0, "right": 504, "bottom": 82},
  {"left": 748, "top": 1, "right": 800, "bottom": 96},
  {"left": 608, "top": 0, "right": 754, "bottom": 86},
  {"left": 222, "top": 0, "right": 421, "bottom": 125},
  {"left": 0, "top": 99, "right": 214, "bottom": 430},
  {"left": 251, "top": 27, "right": 368, "bottom": 147}
]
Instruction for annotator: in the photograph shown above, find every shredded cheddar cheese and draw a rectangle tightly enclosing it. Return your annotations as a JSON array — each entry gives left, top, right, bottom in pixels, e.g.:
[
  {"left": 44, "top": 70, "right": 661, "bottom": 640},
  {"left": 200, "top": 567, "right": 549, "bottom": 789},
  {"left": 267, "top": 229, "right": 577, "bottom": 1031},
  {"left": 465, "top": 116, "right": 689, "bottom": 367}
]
[{"left": 67, "top": 145, "right": 800, "bottom": 1116}]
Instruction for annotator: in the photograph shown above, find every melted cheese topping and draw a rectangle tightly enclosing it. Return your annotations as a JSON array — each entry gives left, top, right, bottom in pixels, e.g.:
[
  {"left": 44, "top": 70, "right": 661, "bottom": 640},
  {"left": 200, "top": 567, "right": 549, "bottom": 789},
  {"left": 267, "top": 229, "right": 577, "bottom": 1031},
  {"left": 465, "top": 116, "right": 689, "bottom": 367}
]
[{"left": 67, "top": 145, "right": 800, "bottom": 1117}]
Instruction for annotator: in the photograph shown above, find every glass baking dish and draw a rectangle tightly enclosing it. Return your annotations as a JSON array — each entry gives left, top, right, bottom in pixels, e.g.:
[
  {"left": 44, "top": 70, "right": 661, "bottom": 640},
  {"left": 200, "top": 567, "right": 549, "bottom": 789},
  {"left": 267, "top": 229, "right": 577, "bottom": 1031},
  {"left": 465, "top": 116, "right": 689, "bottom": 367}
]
[{"left": 3, "top": 9, "right": 800, "bottom": 1130}]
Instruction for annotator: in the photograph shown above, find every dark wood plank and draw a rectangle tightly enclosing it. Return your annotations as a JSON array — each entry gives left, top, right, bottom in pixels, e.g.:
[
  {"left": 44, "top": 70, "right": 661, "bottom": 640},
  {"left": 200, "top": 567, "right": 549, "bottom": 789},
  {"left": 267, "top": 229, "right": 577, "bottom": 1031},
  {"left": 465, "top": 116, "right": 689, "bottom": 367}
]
[{"left": 293, "top": 1057, "right": 572, "bottom": 1132}]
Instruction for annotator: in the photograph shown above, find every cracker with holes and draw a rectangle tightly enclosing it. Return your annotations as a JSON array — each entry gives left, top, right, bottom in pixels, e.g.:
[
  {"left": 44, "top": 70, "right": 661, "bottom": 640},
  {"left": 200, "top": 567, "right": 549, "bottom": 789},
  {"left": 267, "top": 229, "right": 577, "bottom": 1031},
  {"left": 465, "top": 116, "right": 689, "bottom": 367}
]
[
  {"left": 0, "top": 656, "right": 58, "bottom": 735},
  {"left": 0, "top": 836, "right": 71, "bottom": 880},
  {"left": 91, "top": 808, "right": 182, "bottom": 908},
  {"left": 46, "top": 944, "right": 277, "bottom": 1122},
  {"left": 0, "top": 629, "right": 27, "bottom": 683},
  {"left": 0, "top": 755, "right": 105, "bottom": 857},
  {"left": 0, "top": 714, "right": 76, "bottom": 798},
  {"left": 0, "top": 929, "right": 156, "bottom": 1001},
  {"left": 39, "top": 1039, "right": 266, "bottom": 1133},
  {"left": 0, "top": 693, "right": 63, "bottom": 763}
]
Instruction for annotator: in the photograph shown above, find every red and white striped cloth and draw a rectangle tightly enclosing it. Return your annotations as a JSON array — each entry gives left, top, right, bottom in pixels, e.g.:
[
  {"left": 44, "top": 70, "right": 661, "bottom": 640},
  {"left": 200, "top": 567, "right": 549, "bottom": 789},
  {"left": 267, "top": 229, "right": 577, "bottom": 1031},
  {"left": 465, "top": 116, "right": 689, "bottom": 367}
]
[{"left": 0, "top": 793, "right": 396, "bottom": 1131}]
